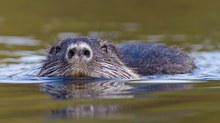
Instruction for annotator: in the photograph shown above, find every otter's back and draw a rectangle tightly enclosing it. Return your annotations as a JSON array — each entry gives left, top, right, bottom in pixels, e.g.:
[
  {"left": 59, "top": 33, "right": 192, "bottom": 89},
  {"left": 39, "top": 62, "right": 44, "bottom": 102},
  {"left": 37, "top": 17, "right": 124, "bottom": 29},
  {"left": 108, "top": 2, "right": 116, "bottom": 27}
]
[{"left": 117, "top": 42, "right": 195, "bottom": 75}]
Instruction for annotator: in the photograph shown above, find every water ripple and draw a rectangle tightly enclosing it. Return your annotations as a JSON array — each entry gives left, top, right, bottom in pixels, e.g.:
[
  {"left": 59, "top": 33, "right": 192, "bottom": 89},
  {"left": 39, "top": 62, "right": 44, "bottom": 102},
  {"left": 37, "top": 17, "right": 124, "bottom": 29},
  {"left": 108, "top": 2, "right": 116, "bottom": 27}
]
[{"left": 0, "top": 36, "right": 40, "bottom": 46}]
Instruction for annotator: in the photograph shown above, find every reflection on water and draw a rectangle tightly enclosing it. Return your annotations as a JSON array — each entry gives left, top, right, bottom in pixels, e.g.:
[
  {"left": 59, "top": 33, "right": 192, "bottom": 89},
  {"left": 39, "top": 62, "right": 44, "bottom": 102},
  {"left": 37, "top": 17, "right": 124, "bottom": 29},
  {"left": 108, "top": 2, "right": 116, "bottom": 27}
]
[
  {"left": 40, "top": 79, "right": 193, "bottom": 119},
  {"left": 41, "top": 80, "right": 133, "bottom": 99},
  {"left": 46, "top": 104, "right": 121, "bottom": 119},
  {"left": 40, "top": 79, "right": 193, "bottom": 100}
]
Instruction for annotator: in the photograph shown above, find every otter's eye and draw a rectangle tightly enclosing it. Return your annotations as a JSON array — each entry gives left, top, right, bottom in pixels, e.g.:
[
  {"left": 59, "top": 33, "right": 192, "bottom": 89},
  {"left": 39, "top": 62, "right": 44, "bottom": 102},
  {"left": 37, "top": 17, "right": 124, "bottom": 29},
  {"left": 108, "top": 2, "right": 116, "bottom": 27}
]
[
  {"left": 49, "top": 46, "right": 61, "bottom": 55},
  {"left": 101, "top": 45, "right": 108, "bottom": 53}
]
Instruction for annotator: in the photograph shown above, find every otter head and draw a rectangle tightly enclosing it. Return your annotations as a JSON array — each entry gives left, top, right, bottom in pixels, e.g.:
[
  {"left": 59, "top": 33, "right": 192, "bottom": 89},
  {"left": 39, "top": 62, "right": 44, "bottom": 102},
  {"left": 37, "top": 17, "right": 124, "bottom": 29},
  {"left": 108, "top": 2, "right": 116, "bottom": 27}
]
[{"left": 38, "top": 37, "right": 139, "bottom": 79}]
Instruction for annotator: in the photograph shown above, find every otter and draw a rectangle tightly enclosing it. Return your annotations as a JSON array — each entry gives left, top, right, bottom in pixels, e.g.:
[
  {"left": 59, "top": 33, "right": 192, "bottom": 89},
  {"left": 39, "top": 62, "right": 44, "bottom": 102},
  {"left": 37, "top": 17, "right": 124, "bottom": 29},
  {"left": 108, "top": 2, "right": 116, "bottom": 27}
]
[{"left": 38, "top": 37, "right": 195, "bottom": 79}]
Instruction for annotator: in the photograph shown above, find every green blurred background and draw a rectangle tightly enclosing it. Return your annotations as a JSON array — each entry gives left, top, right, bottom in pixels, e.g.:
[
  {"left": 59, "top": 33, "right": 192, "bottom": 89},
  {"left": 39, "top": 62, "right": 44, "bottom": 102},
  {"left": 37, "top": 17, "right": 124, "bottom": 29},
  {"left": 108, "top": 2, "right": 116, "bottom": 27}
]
[{"left": 0, "top": 0, "right": 219, "bottom": 50}]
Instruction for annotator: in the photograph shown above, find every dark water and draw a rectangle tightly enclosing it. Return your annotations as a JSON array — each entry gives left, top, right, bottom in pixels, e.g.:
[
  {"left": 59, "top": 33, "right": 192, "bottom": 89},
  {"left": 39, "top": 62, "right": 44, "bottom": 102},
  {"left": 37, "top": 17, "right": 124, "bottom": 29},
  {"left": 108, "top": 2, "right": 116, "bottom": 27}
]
[{"left": 0, "top": 0, "right": 220, "bottom": 123}]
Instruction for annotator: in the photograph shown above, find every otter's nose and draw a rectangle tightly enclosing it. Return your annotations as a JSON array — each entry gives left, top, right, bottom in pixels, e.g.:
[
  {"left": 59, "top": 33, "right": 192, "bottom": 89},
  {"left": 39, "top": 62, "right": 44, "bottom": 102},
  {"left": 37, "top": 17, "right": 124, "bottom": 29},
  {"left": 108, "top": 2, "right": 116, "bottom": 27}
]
[
  {"left": 67, "top": 47, "right": 92, "bottom": 60},
  {"left": 68, "top": 48, "right": 91, "bottom": 58}
]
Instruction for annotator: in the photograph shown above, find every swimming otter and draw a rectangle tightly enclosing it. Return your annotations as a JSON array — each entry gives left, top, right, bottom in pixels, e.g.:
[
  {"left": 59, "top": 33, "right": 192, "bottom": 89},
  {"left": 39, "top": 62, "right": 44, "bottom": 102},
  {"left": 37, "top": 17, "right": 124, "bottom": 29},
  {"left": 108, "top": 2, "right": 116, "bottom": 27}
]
[{"left": 38, "top": 37, "right": 195, "bottom": 79}]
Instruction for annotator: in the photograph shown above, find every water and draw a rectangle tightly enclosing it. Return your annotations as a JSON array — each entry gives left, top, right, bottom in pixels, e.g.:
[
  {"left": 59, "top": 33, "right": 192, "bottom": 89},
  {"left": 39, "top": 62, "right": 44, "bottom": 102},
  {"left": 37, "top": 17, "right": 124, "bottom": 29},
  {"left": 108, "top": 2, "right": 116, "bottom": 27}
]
[{"left": 0, "top": 0, "right": 220, "bottom": 123}]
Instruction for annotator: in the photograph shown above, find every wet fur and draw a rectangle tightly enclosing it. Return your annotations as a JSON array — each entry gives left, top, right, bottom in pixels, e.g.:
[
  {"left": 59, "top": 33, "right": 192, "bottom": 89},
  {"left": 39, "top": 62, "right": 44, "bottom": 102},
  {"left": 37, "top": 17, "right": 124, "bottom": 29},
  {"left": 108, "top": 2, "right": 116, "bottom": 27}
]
[
  {"left": 117, "top": 42, "right": 195, "bottom": 75},
  {"left": 38, "top": 37, "right": 195, "bottom": 79},
  {"left": 38, "top": 37, "right": 139, "bottom": 79}
]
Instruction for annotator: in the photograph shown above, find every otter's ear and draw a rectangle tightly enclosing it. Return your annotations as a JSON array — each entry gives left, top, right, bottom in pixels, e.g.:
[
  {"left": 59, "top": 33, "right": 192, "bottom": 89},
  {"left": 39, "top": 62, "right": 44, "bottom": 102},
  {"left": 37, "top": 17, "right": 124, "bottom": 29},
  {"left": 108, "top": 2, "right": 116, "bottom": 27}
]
[
  {"left": 100, "top": 41, "right": 108, "bottom": 52},
  {"left": 100, "top": 41, "right": 117, "bottom": 54}
]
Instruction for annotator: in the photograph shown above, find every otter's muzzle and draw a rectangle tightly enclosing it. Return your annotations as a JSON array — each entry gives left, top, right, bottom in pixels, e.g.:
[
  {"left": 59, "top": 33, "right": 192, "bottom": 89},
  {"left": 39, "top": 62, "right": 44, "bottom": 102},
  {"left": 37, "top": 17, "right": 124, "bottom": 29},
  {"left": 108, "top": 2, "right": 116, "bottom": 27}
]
[{"left": 66, "top": 43, "right": 93, "bottom": 62}]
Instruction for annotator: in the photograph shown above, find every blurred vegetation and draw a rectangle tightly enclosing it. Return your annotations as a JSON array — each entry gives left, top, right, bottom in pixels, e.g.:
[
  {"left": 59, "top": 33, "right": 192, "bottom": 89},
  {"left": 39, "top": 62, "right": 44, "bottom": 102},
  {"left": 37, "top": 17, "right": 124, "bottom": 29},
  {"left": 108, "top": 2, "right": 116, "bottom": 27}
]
[
  {"left": 0, "top": 0, "right": 220, "bottom": 37},
  {"left": 0, "top": 0, "right": 219, "bottom": 51}
]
